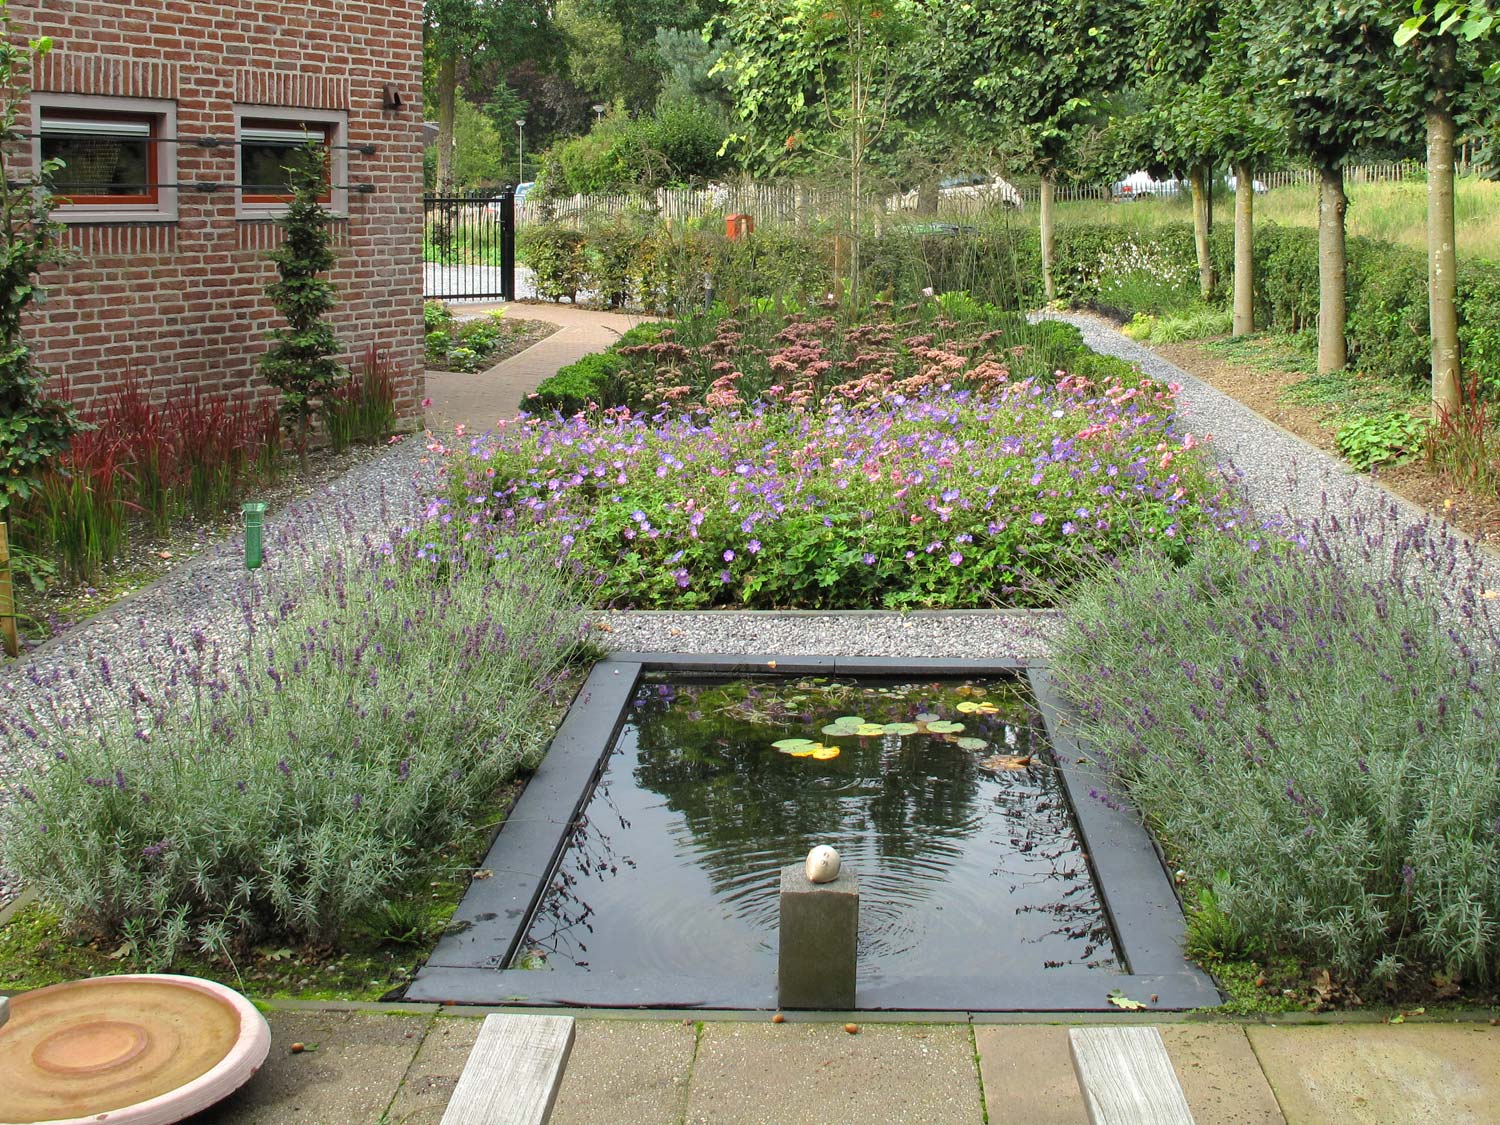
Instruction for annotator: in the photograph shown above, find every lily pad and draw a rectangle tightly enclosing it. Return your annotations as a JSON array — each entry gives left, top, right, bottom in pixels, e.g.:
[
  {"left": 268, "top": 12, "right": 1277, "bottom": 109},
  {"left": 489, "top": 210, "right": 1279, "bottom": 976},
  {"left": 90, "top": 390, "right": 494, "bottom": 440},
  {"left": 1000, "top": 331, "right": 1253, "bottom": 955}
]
[
  {"left": 956, "top": 737, "right": 988, "bottom": 751},
  {"left": 790, "top": 747, "right": 818, "bottom": 758},
  {"left": 884, "top": 722, "right": 921, "bottom": 736},
  {"left": 926, "top": 720, "right": 966, "bottom": 734},
  {"left": 956, "top": 701, "right": 982, "bottom": 714},
  {"left": 821, "top": 724, "right": 854, "bottom": 737},
  {"left": 854, "top": 723, "right": 888, "bottom": 737},
  {"left": 772, "top": 738, "right": 816, "bottom": 753},
  {"left": 811, "top": 746, "right": 840, "bottom": 760},
  {"left": 915, "top": 712, "right": 939, "bottom": 723},
  {"left": 834, "top": 716, "right": 865, "bottom": 727}
]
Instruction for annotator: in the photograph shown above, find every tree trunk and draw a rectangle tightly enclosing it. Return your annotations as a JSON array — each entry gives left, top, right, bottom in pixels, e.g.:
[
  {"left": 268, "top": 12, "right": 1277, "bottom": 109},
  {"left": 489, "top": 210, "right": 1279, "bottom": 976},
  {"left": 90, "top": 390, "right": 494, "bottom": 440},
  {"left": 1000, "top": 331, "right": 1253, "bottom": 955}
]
[
  {"left": 916, "top": 176, "right": 939, "bottom": 216},
  {"left": 1427, "top": 36, "right": 1461, "bottom": 420},
  {"left": 1040, "top": 170, "right": 1057, "bottom": 302},
  {"left": 1190, "top": 165, "right": 1212, "bottom": 301},
  {"left": 1316, "top": 163, "right": 1348, "bottom": 374},
  {"left": 435, "top": 54, "right": 458, "bottom": 195},
  {"left": 1232, "top": 160, "right": 1255, "bottom": 336}
]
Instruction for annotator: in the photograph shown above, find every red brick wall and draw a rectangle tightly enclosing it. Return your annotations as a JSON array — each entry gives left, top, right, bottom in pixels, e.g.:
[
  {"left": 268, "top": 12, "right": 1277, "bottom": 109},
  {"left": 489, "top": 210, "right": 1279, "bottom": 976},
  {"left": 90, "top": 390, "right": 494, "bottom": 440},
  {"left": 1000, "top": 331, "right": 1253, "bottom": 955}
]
[{"left": 10, "top": 0, "right": 425, "bottom": 423}]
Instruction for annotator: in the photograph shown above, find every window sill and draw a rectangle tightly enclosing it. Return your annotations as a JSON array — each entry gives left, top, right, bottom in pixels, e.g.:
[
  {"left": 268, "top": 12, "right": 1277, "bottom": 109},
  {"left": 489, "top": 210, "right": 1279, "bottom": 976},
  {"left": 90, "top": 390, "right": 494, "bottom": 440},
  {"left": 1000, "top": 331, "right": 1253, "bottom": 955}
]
[{"left": 53, "top": 208, "right": 178, "bottom": 225}]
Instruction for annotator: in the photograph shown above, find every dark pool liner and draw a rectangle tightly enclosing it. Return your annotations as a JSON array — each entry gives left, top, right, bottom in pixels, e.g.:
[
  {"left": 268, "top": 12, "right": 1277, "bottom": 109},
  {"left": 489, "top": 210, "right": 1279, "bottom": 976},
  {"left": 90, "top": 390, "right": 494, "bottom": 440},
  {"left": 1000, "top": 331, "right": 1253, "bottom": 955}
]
[{"left": 408, "top": 655, "right": 1220, "bottom": 1012}]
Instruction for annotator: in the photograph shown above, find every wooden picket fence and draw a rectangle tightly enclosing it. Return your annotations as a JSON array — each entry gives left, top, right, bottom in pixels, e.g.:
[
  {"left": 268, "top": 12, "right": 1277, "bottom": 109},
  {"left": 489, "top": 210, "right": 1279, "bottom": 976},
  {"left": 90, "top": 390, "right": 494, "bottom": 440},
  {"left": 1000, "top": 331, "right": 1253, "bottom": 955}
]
[
  {"left": 0, "top": 522, "right": 18, "bottom": 658},
  {"left": 517, "top": 155, "right": 1487, "bottom": 230}
]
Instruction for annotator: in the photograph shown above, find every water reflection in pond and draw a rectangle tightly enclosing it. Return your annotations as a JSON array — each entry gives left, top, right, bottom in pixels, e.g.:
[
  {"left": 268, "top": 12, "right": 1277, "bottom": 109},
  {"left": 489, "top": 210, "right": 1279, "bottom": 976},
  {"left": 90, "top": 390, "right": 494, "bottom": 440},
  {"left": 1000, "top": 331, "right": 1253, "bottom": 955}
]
[{"left": 516, "top": 674, "right": 1116, "bottom": 987}]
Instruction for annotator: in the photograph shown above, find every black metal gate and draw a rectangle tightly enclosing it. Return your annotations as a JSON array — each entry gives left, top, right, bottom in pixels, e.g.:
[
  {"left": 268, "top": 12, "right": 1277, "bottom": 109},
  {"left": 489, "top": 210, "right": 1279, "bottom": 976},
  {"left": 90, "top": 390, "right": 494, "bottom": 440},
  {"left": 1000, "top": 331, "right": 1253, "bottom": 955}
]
[{"left": 423, "top": 189, "right": 515, "bottom": 301}]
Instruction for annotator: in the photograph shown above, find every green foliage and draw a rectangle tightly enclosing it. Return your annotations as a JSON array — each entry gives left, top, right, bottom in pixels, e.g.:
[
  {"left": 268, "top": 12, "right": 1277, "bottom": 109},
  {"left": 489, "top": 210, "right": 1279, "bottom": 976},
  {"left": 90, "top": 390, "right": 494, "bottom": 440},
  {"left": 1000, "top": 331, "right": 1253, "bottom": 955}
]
[
  {"left": 1, "top": 530, "right": 585, "bottom": 963},
  {"left": 533, "top": 352, "right": 628, "bottom": 414},
  {"left": 518, "top": 225, "right": 588, "bottom": 301},
  {"left": 1051, "top": 528, "right": 1500, "bottom": 983},
  {"left": 0, "top": 19, "right": 82, "bottom": 516},
  {"left": 538, "top": 101, "right": 731, "bottom": 195},
  {"left": 1334, "top": 410, "right": 1429, "bottom": 469},
  {"left": 446, "top": 97, "right": 509, "bottom": 189},
  {"left": 1123, "top": 307, "right": 1234, "bottom": 344},
  {"left": 260, "top": 145, "right": 343, "bottom": 467},
  {"left": 325, "top": 347, "right": 400, "bottom": 452}
]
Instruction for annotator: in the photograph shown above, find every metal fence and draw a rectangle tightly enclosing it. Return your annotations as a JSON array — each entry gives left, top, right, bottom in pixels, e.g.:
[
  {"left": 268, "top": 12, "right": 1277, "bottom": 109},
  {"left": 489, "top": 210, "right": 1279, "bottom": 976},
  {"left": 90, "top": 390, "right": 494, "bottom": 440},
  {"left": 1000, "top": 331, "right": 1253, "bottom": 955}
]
[{"left": 423, "top": 190, "right": 515, "bottom": 301}]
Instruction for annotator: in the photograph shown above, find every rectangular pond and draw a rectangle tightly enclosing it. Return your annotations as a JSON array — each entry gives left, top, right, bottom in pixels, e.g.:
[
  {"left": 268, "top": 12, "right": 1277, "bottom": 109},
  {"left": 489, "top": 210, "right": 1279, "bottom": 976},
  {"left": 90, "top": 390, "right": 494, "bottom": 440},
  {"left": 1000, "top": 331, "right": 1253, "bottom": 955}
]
[{"left": 411, "top": 656, "right": 1220, "bottom": 1011}]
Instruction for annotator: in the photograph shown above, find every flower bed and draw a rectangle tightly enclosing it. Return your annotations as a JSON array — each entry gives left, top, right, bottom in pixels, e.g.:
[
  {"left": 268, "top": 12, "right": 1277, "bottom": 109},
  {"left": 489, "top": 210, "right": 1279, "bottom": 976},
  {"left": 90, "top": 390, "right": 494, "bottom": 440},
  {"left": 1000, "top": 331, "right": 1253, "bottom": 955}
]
[
  {"left": 436, "top": 368, "right": 1212, "bottom": 609},
  {"left": 532, "top": 294, "right": 1128, "bottom": 415}
]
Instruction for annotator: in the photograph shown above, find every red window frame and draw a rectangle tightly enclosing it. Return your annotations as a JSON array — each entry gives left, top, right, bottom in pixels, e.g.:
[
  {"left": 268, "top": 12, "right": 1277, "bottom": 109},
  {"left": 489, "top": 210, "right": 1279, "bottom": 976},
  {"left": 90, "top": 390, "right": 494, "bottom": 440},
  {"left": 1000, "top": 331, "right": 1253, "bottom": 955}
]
[
  {"left": 240, "top": 119, "right": 334, "bottom": 205},
  {"left": 39, "top": 108, "right": 159, "bottom": 207}
]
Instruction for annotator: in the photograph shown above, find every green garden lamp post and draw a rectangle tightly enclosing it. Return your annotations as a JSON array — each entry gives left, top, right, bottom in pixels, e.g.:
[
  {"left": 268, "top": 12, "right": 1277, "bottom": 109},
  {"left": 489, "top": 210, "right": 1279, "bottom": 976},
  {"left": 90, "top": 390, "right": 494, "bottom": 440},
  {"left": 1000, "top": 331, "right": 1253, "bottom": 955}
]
[{"left": 242, "top": 502, "right": 266, "bottom": 569}]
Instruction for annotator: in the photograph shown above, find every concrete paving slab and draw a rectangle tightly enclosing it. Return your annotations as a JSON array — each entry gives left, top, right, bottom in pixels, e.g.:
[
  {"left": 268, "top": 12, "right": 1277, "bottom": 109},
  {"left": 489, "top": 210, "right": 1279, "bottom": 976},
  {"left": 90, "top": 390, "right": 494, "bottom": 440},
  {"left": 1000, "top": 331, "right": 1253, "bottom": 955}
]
[
  {"left": 1160, "top": 1025, "right": 1285, "bottom": 1124},
  {"left": 382, "top": 1014, "right": 484, "bottom": 1124},
  {"left": 185, "top": 1010, "right": 430, "bottom": 1125},
  {"left": 1248, "top": 1024, "right": 1500, "bottom": 1124},
  {"left": 686, "top": 1021, "right": 983, "bottom": 1125},
  {"left": 549, "top": 1018, "right": 698, "bottom": 1125},
  {"left": 975, "top": 1025, "right": 1087, "bottom": 1123}
]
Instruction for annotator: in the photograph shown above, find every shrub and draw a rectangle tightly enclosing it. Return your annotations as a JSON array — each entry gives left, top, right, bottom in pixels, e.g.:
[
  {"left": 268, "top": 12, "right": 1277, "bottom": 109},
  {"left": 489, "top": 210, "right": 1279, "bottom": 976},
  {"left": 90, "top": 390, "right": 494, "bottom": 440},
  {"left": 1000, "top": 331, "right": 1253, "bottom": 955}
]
[
  {"left": 1334, "top": 410, "right": 1428, "bottom": 470},
  {"left": 1050, "top": 514, "right": 1500, "bottom": 983},
  {"left": 531, "top": 352, "right": 627, "bottom": 414},
  {"left": 436, "top": 374, "right": 1212, "bottom": 610},
  {"left": 519, "top": 226, "right": 588, "bottom": 302},
  {"left": 0, "top": 524, "right": 586, "bottom": 962},
  {"left": 424, "top": 310, "right": 516, "bottom": 373}
]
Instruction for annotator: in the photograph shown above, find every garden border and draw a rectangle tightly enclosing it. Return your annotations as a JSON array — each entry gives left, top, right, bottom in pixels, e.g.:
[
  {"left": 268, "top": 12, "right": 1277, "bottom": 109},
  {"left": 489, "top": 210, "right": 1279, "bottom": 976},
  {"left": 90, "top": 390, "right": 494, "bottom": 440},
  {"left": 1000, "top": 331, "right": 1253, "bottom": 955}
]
[{"left": 408, "top": 654, "right": 1219, "bottom": 1012}]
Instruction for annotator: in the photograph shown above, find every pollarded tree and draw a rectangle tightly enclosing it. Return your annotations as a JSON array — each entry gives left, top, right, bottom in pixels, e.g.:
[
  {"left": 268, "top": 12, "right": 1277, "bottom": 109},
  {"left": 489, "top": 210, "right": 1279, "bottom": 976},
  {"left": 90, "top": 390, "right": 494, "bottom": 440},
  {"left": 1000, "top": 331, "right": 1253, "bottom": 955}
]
[
  {"left": 1189, "top": 0, "right": 1280, "bottom": 335},
  {"left": 1128, "top": 0, "right": 1226, "bottom": 301},
  {"left": 1262, "top": 0, "right": 1415, "bottom": 374},
  {"left": 716, "top": 0, "right": 920, "bottom": 302},
  {"left": 926, "top": 0, "right": 1144, "bottom": 301},
  {"left": 1395, "top": 1, "right": 1498, "bottom": 417}
]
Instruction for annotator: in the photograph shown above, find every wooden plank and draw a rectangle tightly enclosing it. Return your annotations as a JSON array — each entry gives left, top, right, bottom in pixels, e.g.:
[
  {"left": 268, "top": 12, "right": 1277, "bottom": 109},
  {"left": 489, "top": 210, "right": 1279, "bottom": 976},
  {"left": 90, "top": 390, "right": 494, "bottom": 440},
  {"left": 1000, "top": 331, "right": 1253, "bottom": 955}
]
[
  {"left": 0, "top": 995, "right": 9, "bottom": 1029},
  {"left": 0, "top": 522, "right": 19, "bottom": 659},
  {"left": 441, "top": 1014, "right": 575, "bottom": 1125},
  {"left": 1069, "top": 1027, "right": 1195, "bottom": 1125}
]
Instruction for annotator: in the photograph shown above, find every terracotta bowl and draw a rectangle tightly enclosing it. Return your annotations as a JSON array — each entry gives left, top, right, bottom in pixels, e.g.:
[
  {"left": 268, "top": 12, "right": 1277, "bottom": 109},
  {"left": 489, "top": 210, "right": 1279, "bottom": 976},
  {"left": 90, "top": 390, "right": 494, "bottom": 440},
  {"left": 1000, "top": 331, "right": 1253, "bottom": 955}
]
[{"left": 0, "top": 974, "right": 270, "bottom": 1125}]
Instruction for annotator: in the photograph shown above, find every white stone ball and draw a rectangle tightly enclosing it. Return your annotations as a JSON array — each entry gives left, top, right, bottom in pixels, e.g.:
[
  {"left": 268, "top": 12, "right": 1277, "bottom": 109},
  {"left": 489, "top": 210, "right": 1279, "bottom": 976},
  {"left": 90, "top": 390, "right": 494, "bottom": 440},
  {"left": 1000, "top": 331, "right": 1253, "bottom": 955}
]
[{"left": 805, "top": 845, "right": 842, "bottom": 884}]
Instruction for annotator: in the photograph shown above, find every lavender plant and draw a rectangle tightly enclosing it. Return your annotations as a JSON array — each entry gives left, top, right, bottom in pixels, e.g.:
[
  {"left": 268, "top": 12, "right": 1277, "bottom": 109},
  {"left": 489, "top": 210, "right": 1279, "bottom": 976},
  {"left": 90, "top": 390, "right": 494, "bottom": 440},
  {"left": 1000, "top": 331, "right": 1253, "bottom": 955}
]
[
  {"left": 1051, "top": 501, "right": 1500, "bottom": 983},
  {"left": 0, "top": 522, "right": 586, "bottom": 963}
]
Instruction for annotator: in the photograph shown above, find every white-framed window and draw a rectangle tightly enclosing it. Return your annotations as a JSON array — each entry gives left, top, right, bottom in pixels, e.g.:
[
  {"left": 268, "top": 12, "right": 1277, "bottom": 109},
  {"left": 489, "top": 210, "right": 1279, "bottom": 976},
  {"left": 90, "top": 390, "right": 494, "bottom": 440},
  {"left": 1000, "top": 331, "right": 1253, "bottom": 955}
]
[
  {"left": 34, "top": 93, "right": 178, "bottom": 223},
  {"left": 233, "top": 105, "right": 348, "bottom": 218}
]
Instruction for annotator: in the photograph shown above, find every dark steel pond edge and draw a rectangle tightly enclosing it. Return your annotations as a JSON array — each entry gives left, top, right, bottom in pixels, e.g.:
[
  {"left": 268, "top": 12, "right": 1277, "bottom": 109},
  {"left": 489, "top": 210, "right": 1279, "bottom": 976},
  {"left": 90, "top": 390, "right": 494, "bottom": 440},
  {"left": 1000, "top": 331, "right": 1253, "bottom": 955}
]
[{"left": 408, "top": 655, "right": 1221, "bottom": 1012}]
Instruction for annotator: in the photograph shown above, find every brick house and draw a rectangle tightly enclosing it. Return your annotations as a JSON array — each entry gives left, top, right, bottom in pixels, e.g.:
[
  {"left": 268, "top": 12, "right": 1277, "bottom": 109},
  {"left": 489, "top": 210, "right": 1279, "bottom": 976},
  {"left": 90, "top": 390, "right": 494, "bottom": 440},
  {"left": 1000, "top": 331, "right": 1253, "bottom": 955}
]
[{"left": 10, "top": 0, "right": 425, "bottom": 422}]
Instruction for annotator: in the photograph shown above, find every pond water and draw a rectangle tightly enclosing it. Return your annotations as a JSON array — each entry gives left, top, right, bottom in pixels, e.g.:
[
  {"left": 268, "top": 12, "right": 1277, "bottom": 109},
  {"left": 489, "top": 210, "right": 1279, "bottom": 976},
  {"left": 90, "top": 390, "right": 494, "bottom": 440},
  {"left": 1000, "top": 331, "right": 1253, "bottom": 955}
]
[{"left": 515, "top": 674, "right": 1117, "bottom": 991}]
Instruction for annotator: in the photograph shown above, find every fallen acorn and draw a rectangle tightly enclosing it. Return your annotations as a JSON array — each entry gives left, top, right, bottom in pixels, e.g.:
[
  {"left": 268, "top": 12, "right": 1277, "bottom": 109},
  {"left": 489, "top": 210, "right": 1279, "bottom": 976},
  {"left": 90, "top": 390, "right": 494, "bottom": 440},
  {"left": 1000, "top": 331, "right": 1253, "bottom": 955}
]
[
  {"left": 844, "top": 1023, "right": 859, "bottom": 1035},
  {"left": 290, "top": 1043, "right": 305, "bottom": 1054},
  {"left": 772, "top": 1013, "right": 786, "bottom": 1024}
]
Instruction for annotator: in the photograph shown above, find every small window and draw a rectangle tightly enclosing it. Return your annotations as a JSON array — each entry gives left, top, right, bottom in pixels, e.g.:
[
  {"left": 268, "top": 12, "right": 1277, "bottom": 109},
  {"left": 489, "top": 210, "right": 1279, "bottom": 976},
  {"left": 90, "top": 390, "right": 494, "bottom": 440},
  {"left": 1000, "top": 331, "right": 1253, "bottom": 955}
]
[
  {"left": 40, "top": 109, "right": 158, "bottom": 205},
  {"left": 240, "top": 119, "right": 333, "bottom": 204}
]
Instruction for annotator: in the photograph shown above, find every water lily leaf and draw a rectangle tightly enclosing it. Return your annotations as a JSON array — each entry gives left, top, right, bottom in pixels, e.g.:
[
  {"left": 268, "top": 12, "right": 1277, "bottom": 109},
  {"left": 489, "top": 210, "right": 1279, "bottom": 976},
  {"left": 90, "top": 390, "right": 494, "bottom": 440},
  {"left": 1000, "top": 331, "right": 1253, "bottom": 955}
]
[
  {"left": 915, "top": 712, "right": 939, "bottom": 722},
  {"left": 835, "top": 716, "right": 865, "bottom": 727},
  {"left": 926, "top": 720, "right": 965, "bottom": 734},
  {"left": 979, "top": 753, "right": 1032, "bottom": 771},
  {"left": 956, "top": 701, "right": 981, "bottom": 713},
  {"left": 855, "top": 723, "right": 887, "bottom": 736},
  {"left": 956, "top": 737, "right": 988, "bottom": 751},
  {"left": 1107, "top": 989, "right": 1148, "bottom": 1010},
  {"left": 773, "top": 738, "right": 816, "bottom": 752},
  {"left": 885, "top": 722, "right": 920, "bottom": 736},
  {"left": 811, "top": 746, "right": 840, "bottom": 760},
  {"left": 790, "top": 747, "right": 817, "bottom": 757}
]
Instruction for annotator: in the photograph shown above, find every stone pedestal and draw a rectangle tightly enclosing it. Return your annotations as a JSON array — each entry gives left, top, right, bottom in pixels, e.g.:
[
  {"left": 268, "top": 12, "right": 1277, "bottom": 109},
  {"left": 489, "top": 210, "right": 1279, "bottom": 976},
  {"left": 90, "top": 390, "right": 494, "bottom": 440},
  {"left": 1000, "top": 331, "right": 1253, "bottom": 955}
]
[{"left": 778, "top": 863, "right": 858, "bottom": 1010}]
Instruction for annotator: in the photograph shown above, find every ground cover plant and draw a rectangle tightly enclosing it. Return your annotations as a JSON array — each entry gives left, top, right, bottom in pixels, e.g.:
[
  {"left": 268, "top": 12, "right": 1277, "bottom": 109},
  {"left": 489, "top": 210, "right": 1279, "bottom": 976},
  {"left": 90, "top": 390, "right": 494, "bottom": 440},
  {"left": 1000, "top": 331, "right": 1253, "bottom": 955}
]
[
  {"left": 0, "top": 516, "right": 587, "bottom": 966},
  {"left": 437, "top": 298, "right": 1214, "bottom": 610},
  {"left": 532, "top": 293, "right": 1123, "bottom": 415},
  {"left": 1050, "top": 505, "right": 1500, "bottom": 987}
]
